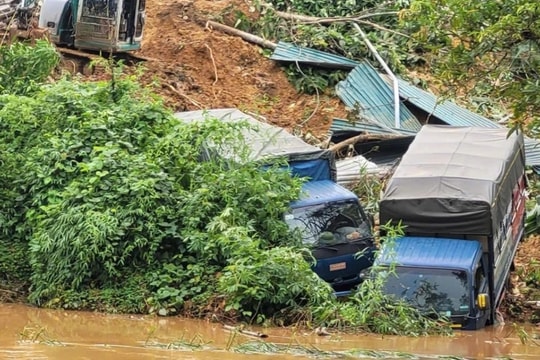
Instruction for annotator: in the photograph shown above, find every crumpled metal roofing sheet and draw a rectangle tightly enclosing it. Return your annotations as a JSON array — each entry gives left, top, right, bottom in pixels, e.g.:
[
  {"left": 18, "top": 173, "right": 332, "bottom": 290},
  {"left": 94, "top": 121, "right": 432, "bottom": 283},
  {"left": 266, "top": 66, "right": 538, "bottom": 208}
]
[
  {"left": 525, "top": 139, "right": 540, "bottom": 168},
  {"left": 270, "top": 41, "right": 360, "bottom": 70},
  {"left": 330, "top": 80, "right": 540, "bottom": 167},
  {"left": 396, "top": 79, "right": 501, "bottom": 128},
  {"left": 269, "top": 41, "right": 540, "bottom": 168},
  {"left": 336, "top": 63, "right": 422, "bottom": 133},
  {"left": 330, "top": 118, "right": 418, "bottom": 136},
  {"left": 394, "top": 80, "right": 540, "bottom": 167}
]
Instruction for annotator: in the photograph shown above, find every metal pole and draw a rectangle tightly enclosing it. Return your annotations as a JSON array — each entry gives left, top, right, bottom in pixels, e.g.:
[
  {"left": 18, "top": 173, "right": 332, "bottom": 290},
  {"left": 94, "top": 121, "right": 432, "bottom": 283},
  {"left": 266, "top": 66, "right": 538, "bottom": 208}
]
[{"left": 352, "top": 23, "right": 401, "bottom": 129}]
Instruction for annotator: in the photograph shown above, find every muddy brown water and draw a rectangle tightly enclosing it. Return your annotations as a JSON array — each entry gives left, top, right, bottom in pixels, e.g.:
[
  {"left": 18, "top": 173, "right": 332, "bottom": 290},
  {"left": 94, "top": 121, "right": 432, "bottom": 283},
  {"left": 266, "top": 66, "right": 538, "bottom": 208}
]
[{"left": 1, "top": 303, "right": 540, "bottom": 359}]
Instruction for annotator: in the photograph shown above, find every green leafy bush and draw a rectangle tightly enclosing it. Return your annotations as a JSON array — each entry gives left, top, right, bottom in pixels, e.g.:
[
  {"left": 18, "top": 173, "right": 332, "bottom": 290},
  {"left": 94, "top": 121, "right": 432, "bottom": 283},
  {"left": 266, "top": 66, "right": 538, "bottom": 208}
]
[
  {"left": 0, "top": 40, "right": 59, "bottom": 95},
  {"left": 218, "top": 246, "right": 334, "bottom": 323},
  {"left": 0, "top": 43, "right": 309, "bottom": 319}
]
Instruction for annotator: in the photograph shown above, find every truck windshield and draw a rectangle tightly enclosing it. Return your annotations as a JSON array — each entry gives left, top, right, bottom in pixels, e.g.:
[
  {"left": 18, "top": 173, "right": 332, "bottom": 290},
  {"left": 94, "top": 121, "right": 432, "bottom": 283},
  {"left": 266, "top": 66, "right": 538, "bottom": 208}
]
[
  {"left": 381, "top": 267, "right": 470, "bottom": 317},
  {"left": 284, "top": 201, "right": 371, "bottom": 246}
]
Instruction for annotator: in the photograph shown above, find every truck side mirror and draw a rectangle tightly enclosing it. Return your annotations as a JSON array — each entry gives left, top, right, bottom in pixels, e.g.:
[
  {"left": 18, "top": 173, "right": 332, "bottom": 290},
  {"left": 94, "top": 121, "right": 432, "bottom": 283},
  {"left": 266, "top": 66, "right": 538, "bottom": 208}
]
[{"left": 477, "top": 293, "right": 490, "bottom": 310}]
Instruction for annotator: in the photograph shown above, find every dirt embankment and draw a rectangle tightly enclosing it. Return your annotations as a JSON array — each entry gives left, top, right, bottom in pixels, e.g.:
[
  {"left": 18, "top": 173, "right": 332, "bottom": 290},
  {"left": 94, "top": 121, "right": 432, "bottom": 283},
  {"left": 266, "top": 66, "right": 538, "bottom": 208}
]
[
  {"left": 506, "top": 234, "right": 540, "bottom": 323},
  {"left": 129, "top": 0, "right": 348, "bottom": 138}
]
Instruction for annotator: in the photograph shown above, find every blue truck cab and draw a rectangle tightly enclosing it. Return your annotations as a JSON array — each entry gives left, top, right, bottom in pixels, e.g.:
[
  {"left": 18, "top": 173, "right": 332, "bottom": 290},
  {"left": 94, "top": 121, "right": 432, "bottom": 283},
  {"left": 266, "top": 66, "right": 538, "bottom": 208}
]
[
  {"left": 286, "top": 180, "right": 374, "bottom": 290},
  {"left": 174, "top": 108, "right": 376, "bottom": 292},
  {"left": 376, "top": 237, "right": 490, "bottom": 330},
  {"left": 378, "top": 125, "right": 527, "bottom": 329}
]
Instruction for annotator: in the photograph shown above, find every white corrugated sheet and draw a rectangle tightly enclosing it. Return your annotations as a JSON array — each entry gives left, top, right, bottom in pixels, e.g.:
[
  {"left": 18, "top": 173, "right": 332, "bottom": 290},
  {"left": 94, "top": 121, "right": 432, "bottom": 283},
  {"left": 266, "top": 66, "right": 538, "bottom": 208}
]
[{"left": 336, "top": 155, "right": 385, "bottom": 187}]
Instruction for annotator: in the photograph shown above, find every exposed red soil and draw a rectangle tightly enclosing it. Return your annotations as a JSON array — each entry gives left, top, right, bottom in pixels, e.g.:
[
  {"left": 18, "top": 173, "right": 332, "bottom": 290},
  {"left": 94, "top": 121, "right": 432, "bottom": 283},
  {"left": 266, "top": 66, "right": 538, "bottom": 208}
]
[{"left": 131, "top": 0, "right": 348, "bottom": 137}]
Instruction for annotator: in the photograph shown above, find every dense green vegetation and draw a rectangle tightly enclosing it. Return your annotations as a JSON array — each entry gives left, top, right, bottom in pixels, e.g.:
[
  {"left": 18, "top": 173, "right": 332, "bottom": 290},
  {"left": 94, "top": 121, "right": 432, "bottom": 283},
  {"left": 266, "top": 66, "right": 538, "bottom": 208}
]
[
  {"left": 403, "top": 0, "right": 540, "bottom": 128},
  {"left": 0, "top": 40, "right": 451, "bottom": 335}
]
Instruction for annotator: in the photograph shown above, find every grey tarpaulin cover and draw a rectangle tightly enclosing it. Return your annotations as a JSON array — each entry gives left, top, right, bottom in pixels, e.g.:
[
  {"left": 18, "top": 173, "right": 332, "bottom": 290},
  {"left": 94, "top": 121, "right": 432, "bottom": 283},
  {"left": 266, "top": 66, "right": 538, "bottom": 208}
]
[
  {"left": 379, "top": 125, "right": 525, "bottom": 236},
  {"left": 174, "top": 108, "right": 337, "bottom": 181}
]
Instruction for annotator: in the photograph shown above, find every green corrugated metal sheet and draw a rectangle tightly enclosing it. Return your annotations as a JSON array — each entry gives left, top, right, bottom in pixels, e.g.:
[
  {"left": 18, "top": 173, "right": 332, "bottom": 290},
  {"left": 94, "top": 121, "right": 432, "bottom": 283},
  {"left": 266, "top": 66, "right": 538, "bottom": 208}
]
[
  {"left": 525, "top": 139, "right": 540, "bottom": 168},
  {"left": 335, "top": 63, "right": 422, "bottom": 133},
  {"left": 270, "top": 41, "right": 360, "bottom": 70},
  {"left": 394, "top": 79, "right": 540, "bottom": 167},
  {"left": 396, "top": 79, "right": 501, "bottom": 128},
  {"left": 269, "top": 42, "right": 540, "bottom": 169},
  {"left": 331, "top": 118, "right": 417, "bottom": 136}
]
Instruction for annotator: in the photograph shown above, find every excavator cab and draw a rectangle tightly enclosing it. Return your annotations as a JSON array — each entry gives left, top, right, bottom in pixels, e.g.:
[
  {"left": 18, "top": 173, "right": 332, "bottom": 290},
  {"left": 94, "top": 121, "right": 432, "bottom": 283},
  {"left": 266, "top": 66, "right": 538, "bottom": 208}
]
[{"left": 39, "top": 0, "right": 145, "bottom": 52}]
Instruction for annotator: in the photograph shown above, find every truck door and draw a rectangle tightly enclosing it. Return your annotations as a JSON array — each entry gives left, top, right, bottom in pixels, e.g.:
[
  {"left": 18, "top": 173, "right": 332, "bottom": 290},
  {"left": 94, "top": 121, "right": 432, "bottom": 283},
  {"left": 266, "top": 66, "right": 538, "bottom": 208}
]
[
  {"left": 75, "top": 0, "right": 143, "bottom": 51},
  {"left": 75, "top": 0, "right": 118, "bottom": 50},
  {"left": 473, "top": 258, "right": 492, "bottom": 328}
]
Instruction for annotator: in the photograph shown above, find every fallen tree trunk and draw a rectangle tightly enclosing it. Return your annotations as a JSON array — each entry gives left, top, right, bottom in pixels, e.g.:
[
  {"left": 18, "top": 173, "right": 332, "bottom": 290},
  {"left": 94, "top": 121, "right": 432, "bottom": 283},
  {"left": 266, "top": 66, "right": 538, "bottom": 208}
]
[
  {"left": 329, "top": 133, "right": 406, "bottom": 153},
  {"left": 271, "top": 10, "right": 407, "bottom": 37},
  {"left": 206, "top": 21, "right": 277, "bottom": 50}
]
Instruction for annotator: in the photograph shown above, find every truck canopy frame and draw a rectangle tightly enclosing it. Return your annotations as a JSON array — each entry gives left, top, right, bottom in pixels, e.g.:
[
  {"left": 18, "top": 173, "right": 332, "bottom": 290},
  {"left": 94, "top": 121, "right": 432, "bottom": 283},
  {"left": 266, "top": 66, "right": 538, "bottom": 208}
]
[{"left": 380, "top": 125, "right": 525, "bottom": 236}]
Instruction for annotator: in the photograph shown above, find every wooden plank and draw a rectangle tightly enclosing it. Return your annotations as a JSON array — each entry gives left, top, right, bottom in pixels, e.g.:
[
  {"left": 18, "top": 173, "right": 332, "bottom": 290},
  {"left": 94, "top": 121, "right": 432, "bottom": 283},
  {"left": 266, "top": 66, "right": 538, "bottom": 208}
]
[{"left": 57, "top": 47, "right": 103, "bottom": 60}]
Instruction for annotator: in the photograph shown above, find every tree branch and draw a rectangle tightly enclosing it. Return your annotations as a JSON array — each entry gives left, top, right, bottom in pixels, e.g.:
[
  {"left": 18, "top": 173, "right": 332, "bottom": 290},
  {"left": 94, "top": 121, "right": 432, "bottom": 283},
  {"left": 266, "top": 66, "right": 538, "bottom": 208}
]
[
  {"left": 274, "top": 10, "right": 399, "bottom": 24},
  {"left": 273, "top": 10, "right": 409, "bottom": 38},
  {"left": 206, "top": 21, "right": 277, "bottom": 50},
  {"left": 329, "top": 133, "right": 406, "bottom": 153}
]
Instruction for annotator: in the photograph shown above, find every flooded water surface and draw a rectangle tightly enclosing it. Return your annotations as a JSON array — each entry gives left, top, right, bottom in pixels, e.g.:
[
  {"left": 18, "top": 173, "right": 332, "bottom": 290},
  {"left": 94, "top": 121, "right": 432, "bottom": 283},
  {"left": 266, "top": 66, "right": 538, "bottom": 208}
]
[{"left": 2, "top": 303, "right": 540, "bottom": 359}]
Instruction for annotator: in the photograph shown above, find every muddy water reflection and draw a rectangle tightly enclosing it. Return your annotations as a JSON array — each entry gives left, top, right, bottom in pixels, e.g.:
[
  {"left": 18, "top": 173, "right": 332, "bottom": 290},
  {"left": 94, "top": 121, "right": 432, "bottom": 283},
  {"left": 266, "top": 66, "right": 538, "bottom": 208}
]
[{"left": 1, "top": 303, "right": 540, "bottom": 359}]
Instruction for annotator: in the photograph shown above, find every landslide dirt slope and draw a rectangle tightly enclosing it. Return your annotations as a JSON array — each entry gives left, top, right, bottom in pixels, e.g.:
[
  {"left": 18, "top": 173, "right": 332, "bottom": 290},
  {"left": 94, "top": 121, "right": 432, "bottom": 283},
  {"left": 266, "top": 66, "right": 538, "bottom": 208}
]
[{"left": 133, "top": 0, "right": 348, "bottom": 137}]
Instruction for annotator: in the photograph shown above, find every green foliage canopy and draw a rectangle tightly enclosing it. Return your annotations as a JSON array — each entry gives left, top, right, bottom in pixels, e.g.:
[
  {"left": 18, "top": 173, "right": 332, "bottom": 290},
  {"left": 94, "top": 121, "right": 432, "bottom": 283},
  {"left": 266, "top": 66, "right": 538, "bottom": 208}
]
[{"left": 402, "top": 0, "right": 540, "bottom": 126}]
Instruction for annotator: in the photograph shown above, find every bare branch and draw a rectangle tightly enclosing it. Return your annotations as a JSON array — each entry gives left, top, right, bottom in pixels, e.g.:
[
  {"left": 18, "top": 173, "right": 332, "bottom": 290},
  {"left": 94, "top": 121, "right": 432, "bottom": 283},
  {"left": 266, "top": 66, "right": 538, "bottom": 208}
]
[
  {"left": 274, "top": 10, "right": 399, "bottom": 24},
  {"left": 206, "top": 21, "right": 277, "bottom": 49},
  {"left": 273, "top": 10, "right": 409, "bottom": 38},
  {"left": 204, "top": 44, "right": 219, "bottom": 86}
]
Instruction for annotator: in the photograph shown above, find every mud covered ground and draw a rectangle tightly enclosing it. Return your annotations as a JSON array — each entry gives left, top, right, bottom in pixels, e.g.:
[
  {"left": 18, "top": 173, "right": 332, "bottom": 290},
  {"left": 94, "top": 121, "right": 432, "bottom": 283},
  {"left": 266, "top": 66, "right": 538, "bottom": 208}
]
[
  {"left": 507, "top": 234, "right": 540, "bottom": 323},
  {"left": 130, "top": 0, "right": 346, "bottom": 137}
]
